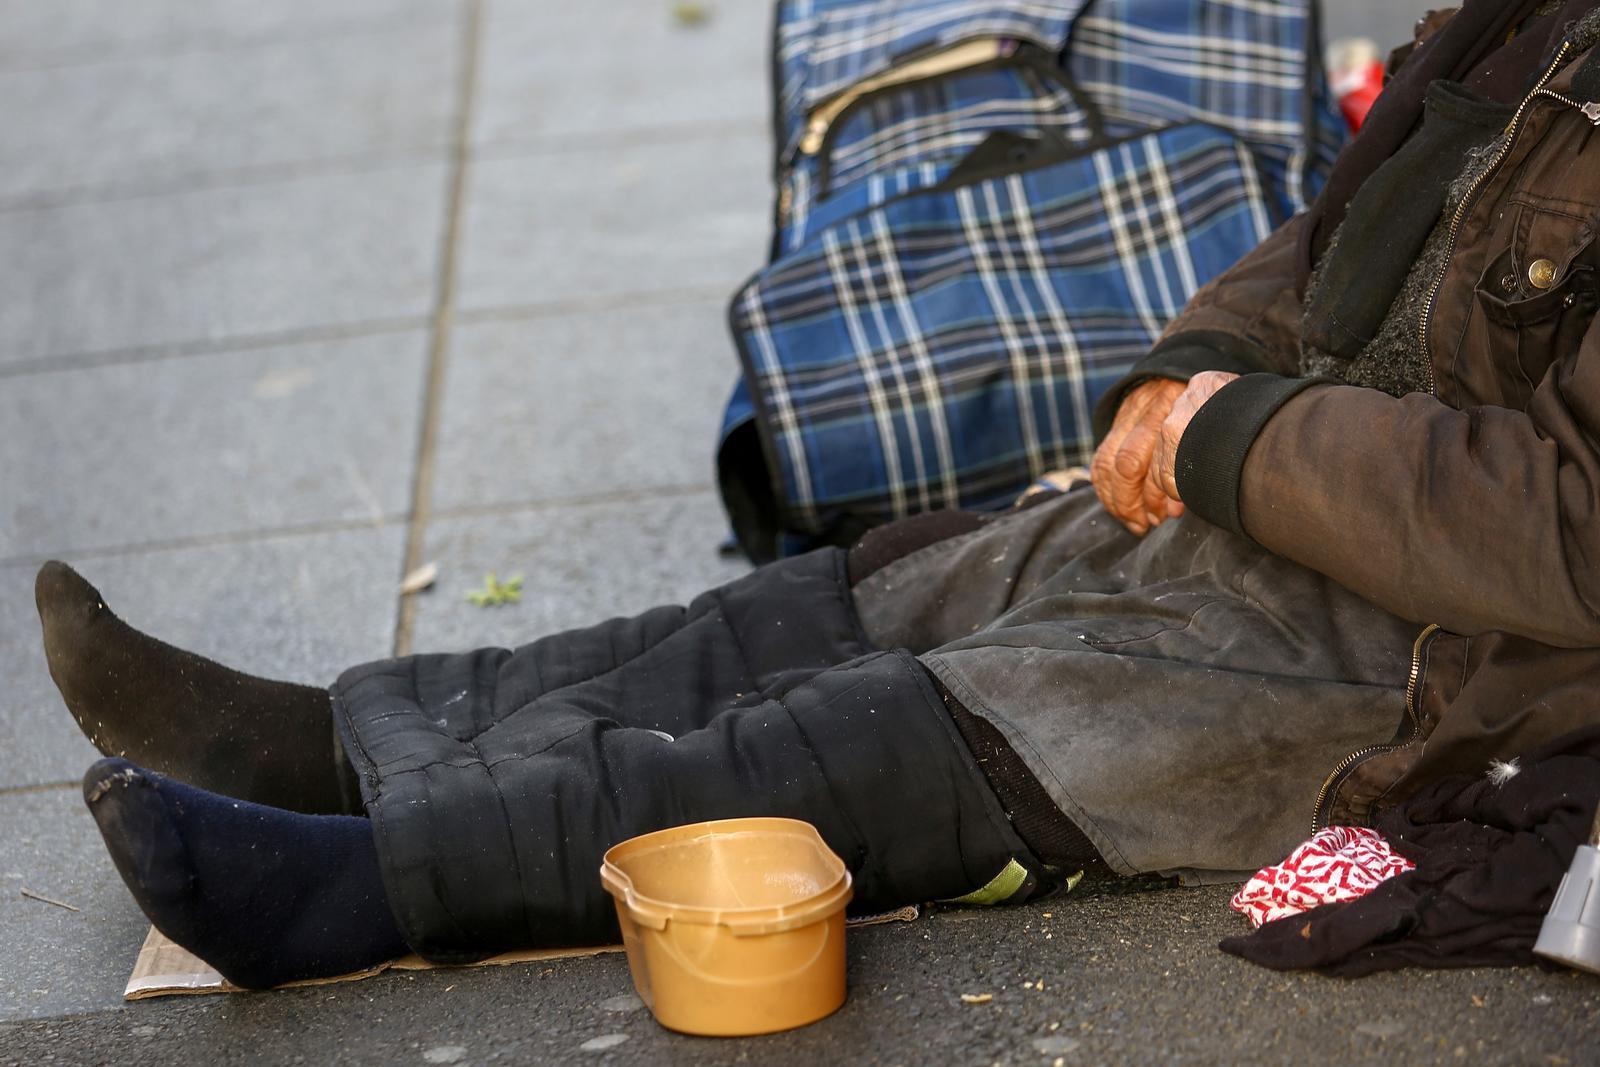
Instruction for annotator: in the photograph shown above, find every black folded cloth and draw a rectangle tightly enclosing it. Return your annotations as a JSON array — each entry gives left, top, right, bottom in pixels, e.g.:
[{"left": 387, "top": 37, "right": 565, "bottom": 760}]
[{"left": 1221, "top": 726, "right": 1600, "bottom": 976}]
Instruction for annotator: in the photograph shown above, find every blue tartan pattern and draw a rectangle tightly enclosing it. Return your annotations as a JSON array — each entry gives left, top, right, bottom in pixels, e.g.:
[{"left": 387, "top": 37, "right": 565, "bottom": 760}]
[
  {"left": 775, "top": 0, "right": 1089, "bottom": 158},
  {"left": 773, "top": 0, "right": 1340, "bottom": 215},
  {"left": 1064, "top": 0, "right": 1342, "bottom": 218},
  {"left": 722, "top": 0, "right": 1345, "bottom": 558},
  {"left": 733, "top": 123, "right": 1278, "bottom": 534},
  {"left": 778, "top": 58, "right": 1098, "bottom": 255}
]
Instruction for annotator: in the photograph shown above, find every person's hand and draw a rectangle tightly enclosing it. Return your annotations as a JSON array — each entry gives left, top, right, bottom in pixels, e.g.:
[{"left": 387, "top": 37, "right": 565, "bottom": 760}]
[
  {"left": 1091, "top": 378, "right": 1187, "bottom": 535},
  {"left": 1148, "top": 370, "right": 1240, "bottom": 503}
]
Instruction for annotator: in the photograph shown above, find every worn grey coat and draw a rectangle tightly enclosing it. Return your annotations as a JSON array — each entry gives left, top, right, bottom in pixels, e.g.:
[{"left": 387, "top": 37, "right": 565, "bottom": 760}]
[{"left": 854, "top": 491, "right": 1421, "bottom": 881}]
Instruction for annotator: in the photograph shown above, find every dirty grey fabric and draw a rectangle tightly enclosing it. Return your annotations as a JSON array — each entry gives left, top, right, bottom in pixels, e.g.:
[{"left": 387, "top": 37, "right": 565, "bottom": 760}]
[{"left": 852, "top": 488, "right": 1424, "bottom": 879}]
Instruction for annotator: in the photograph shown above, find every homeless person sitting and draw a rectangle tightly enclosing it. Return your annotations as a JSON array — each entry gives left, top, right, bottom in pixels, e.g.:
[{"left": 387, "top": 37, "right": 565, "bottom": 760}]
[{"left": 33, "top": 0, "right": 1600, "bottom": 988}]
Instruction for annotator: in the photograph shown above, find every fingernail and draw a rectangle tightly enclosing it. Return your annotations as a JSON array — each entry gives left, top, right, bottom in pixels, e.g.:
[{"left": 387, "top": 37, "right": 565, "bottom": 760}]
[{"left": 1145, "top": 512, "right": 1162, "bottom": 527}]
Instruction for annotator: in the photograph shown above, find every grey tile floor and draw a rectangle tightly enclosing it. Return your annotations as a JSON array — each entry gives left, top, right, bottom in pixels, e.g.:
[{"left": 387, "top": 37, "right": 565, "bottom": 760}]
[{"left": 3, "top": 2, "right": 1593, "bottom": 1062}]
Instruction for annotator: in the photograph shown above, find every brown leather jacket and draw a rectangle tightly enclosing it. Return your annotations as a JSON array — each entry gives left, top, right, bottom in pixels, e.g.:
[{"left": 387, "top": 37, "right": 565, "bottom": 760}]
[{"left": 1106, "top": 19, "right": 1600, "bottom": 823}]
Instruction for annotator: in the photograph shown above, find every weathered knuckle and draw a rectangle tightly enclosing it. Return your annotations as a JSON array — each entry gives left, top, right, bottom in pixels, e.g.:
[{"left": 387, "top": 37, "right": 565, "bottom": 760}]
[{"left": 1111, "top": 448, "right": 1145, "bottom": 480}]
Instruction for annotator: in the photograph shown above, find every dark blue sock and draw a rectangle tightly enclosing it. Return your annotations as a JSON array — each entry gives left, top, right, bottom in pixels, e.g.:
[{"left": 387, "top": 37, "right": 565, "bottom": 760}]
[{"left": 84, "top": 758, "right": 407, "bottom": 989}]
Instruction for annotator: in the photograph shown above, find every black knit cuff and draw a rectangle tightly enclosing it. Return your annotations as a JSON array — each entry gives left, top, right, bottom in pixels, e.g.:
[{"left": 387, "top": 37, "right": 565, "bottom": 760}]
[
  {"left": 1091, "top": 331, "right": 1277, "bottom": 441},
  {"left": 1174, "top": 373, "right": 1326, "bottom": 538}
]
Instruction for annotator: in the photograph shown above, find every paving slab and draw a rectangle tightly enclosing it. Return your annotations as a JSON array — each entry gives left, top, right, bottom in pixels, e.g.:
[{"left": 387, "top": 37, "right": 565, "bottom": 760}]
[
  {"left": 456, "top": 132, "right": 768, "bottom": 314},
  {"left": 0, "top": 164, "right": 446, "bottom": 366},
  {"left": 407, "top": 491, "right": 748, "bottom": 653},
  {"left": 0, "top": 0, "right": 460, "bottom": 69},
  {"left": 473, "top": 0, "right": 767, "bottom": 148},
  {"left": 1, "top": 879, "right": 1595, "bottom": 1062},
  {"left": 431, "top": 301, "right": 735, "bottom": 512},
  {"left": 0, "top": 24, "right": 459, "bottom": 204},
  {"left": 0, "top": 787, "right": 149, "bottom": 1022},
  {"left": 0, "top": 331, "right": 427, "bottom": 558},
  {"left": 0, "top": 524, "right": 408, "bottom": 790}
]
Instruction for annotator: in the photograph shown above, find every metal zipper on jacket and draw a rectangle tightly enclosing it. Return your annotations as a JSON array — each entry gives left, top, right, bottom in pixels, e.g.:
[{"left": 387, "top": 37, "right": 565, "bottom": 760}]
[
  {"left": 1415, "top": 42, "right": 1574, "bottom": 390},
  {"left": 1309, "top": 623, "right": 1441, "bottom": 834},
  {"left": 1532, "top": 89, "right": 1600, "bottom": 124}
]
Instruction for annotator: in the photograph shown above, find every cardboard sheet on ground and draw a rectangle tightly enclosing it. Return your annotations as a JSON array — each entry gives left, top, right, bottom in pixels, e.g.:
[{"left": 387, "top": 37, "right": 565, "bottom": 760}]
[{"left": 124, "top": 906, "right": 921, "bottom": 1000}]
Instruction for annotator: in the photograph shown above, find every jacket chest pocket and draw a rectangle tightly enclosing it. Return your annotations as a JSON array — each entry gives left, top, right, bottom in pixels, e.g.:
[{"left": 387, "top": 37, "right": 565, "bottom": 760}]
[{"left": 1468, "top": 207, "right": 1598, "bottom": 407}]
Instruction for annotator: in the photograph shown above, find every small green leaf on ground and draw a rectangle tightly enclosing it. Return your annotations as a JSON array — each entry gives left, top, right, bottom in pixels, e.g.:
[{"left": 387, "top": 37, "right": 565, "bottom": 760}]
[
  {"left": 672, "top": 2, "right": 712, "bottom": 27},
  {"left": 467, "top": 572, "right": 523, "bottom": 607}
]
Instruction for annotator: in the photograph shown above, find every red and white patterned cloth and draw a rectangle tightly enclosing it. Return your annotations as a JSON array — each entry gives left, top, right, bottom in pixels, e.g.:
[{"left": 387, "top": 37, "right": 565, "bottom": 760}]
[{"left": 1230, "top": 826, "right": 1415, "bottom": 929}]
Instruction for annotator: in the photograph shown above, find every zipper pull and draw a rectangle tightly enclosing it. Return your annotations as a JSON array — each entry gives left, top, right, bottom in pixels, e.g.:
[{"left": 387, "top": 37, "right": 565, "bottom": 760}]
[
  {"left": 800, "top": 116, "right": 828, "bottom": 155},
  {"left": 1582, "top": 101, "right": 1600, "bottom": 125}
]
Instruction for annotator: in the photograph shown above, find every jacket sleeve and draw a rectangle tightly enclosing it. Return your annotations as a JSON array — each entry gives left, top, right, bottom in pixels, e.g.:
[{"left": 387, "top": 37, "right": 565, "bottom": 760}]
[
  {"left": 1175, "top": 311, "right": 1600, "bottom": 649},
  {"left": 1091, "top": 212, "right": 1309, "bottom": 439}
]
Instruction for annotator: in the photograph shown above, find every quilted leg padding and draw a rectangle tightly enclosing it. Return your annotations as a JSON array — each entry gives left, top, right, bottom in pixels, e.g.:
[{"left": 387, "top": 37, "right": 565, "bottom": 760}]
[{"left": 333, "top": 551, "right": 1024, "bottom": 962}]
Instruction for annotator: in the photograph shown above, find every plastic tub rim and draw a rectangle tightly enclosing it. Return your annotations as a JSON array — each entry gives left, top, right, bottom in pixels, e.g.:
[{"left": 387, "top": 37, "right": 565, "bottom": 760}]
[{"left": 600, "top": 817, "right": 852, "bottom": 936}]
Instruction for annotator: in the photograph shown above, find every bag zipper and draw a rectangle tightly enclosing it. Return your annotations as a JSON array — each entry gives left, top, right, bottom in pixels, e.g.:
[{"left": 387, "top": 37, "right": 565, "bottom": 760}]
[
  {"left": 1309, "top": 623, "right": 1441, "bottom": 834},
  {"left": 799, "top": 37, "right": 1013, "bottom": 155},
  {"left": 812, "top": 48, "right": 1094, "bottom": 201},
  {"left": 1415, "top": 42, "right": 1576, "bottom": 389}
]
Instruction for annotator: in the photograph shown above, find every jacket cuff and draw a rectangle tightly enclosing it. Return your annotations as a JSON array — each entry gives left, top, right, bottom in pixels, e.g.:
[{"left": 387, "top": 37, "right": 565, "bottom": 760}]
[
  {"left": 1174, "top": 373, "right": 1327, "bottom": 538},
  {"left": 1091, "top": 330, "right": 1278, "bottom": 441}
]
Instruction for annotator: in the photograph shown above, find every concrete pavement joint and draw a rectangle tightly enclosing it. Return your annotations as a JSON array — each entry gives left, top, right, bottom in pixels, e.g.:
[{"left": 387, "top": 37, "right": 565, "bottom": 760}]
[
  {"left": 425, "top": 483, "right": 718, "bottom": 523},
  {"left": 452, "top": 284, "right": 734, "bottom": 326},
  {"left": 0, "top": 484, "right": 718, "bottom": 572},
  {"left": 393, "top": 0, "right": 484, "bottom": 658},
  {"left": 0, "top": 146, "right": 454, "bottom": 217},
  {"left": 0, "top": 10, "right": 467, "bottom": 77},
  {"left": 0, "top": 515, "right": 408, "bottom": 571},
  {"left": 0, "top": 276, "right": 733, "bottom": 379},
  {"left": 0, "top": 318, "right": 430, "bottom": 382},
  {"left": 0, "top": 781, "right": 77, "bottom": 799},
  {"left": 469, "top": 116, "right": 768, "bottom": 163}
]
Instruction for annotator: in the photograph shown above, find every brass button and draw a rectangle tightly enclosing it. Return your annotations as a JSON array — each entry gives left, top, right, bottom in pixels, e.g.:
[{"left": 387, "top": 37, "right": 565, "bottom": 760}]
[{"left": 1529, "top": 258, "right": 1558, "bottom": 289}]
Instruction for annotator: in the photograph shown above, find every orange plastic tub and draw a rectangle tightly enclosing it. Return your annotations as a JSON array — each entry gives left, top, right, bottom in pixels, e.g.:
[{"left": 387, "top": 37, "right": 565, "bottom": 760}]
[{"left": 599, "top": 817, "right": 853, "bottom": 1036}]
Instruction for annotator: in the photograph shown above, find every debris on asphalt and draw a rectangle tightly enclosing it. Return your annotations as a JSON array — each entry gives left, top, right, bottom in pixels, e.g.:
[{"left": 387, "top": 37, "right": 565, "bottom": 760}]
[
  {"left": 20, "top": 888, "right": 79, "bottom": 912},
  {"left": 1033, "top": 1035, "right": 1082, "bottom": 1056},
  {"left": 467, "top": 572, "right": 523, "bottom": 607},
  {"left": 672, "top": 2, "right": 712, "bottom": 27},
  {"left": 959, "top": 993, "right": 993, "bottom": 1005},
  {"left": 599, "top": 993, "right": 644, "bottom": 1013},
  {"left": 580, "top": 1034, "right": 630, "bottom": 1052},
  {"left": 401, "top": 562, "right": 439, "bottom": 595}
]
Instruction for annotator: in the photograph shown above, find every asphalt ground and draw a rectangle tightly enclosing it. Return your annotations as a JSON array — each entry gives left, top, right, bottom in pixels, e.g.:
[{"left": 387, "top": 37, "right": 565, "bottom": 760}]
[{"left": 3, "top": 878, "right": 1596, "bottom": 1066}]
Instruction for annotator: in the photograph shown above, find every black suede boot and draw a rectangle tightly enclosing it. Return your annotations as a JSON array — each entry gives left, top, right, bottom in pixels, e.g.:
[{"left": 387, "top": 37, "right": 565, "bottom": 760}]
[{"left": 37, "top": 561, "right": 359, "bottom": 815}]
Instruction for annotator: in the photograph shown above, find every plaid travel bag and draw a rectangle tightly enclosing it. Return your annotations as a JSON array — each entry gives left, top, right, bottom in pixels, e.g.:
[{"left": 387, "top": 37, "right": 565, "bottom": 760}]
[{"left": 718, "top": 0, "right": 1344, "bottom": 562}]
